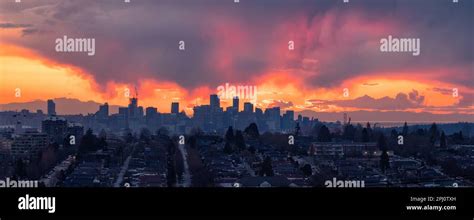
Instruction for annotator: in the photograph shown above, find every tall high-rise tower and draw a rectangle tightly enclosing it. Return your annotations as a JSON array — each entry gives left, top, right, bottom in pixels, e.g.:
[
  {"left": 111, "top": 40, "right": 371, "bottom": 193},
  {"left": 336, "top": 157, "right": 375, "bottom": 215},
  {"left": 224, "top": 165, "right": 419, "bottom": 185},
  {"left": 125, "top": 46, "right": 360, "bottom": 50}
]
[
  {"left": 233, "top": 96, "right": 239, "bottom": 112},
  {"left": 47, "top": 99, "right": 56, "bottom": 116}
]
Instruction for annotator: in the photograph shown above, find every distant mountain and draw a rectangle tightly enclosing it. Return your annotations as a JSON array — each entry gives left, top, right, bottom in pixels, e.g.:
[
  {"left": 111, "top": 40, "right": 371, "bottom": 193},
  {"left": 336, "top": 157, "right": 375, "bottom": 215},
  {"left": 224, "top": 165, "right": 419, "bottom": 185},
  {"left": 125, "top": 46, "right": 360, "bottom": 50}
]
[
  {"left": 0, "top": 98, "right": 121, "bottom": 115},
  {"left": 297, "top": 110, "right": 474, "bottom": 123}
]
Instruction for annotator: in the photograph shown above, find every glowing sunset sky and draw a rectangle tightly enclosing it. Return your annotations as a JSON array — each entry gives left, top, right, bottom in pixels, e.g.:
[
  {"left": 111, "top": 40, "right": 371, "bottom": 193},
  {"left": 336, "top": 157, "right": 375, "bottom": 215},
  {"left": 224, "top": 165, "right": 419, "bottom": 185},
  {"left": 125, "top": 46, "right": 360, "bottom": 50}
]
[{"left": 0, "top": 0, "right": 472, "bottom": 120}]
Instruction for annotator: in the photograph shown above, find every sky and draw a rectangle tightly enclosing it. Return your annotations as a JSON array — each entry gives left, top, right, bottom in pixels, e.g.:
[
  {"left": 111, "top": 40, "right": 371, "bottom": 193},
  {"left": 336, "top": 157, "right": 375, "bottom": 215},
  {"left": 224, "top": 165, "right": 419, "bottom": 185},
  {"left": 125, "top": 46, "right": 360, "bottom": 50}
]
[{"left": 0, "top": 0, "right": 473, "bottom": 121}]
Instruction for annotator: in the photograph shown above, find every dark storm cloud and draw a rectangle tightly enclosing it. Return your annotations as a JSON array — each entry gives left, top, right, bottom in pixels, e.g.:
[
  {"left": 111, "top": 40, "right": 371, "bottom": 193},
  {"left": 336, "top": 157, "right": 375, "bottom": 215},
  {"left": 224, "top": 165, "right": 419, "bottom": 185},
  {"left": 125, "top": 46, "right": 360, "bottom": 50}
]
[
  {"left": 2, "top": 0, "right": 309, "bottom": 88},
  {"left": 457, "top": 93, "right": 474, "bottom": 108},
  {"left": 303, "top": 0, "right": 473, "bottom": 88},
  {"left": 21, "top": 28, "right": 38, "bottom": 36},
  {"left": 268, "top": 100, "right": 294, "bottom": 109},
  {"left": 408, "top": 90, "right": 425, "bottom": 105},
  {"left": 0, "top": 23, "right": 31, "bottom": 28},
  {"left": 363, "top": 83, "right": 379, "bottom": 86},
  {"left": 432, "top": 87, "right": 453, "bottom": 95},
  {"left": 311, "top": 91, "right": 425, "bottom": 110},
  {"left": 1, "top": 0, "right": 472, "bottom": 90}
]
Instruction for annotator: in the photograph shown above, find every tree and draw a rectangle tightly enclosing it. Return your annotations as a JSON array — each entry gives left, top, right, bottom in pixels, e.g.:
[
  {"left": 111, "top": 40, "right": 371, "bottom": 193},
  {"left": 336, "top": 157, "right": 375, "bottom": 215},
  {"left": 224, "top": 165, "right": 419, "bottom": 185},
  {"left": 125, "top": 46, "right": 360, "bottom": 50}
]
[
  {"left": 58, "top": 170, "right": 66, "bottom": 182},
  {"left": 223, "top": 141, "right": 233, "bottom": 154},
  {"left": 244, "top": 123, "right": 260, "bottom": 139},
  {"left": 190, "top": 127, "right": 203, "bottom": 136},
  {"left": 188, "top": 135, "right": 197, "bottom": 149},
  {"left": 311, "top": 123, "right": 322, "bottom": 138},
  {"left": 225, "top": 126, "right": 234, "bottom": 142},
  {"left": 380, "top": 150, "right": 390, "bottom": 173},
  {"left": 259, "top": 156, "right": 274, "bottom": 177},
  {"left": 451, "top": 131, "right": 464, "bottom": 144},
  {"left": 63, "top": 135, "right": 72, "bottom": 148},
  {"left": 248, "top": 146, "right": 256, "bottom": 154},
  {"left": 295, "top": 122, "right": 301, "bottom": 137},
  {"left": 440, "top": 132, "right": 447, "bottom": 148},
  {"left": 124, "top": 130, "right": 135, "bottom": 143},
  {"left": 15, "top": 159, "right": 26, "bottom": 178},
  {"left": 362, "top": 128, "right": 369, "bottom": 142},
  {"left": 167, "top": 159, "right": 177, "bottom": 187},
  {"left": 343, "top": 124, "right": 356, "bottom": 141},
  {"left": 390, "top": 129, "right": 398, "bottom": 138},
  {"left": 416, "top": 128, "right": 425, "bottom": 136},
  {"left": 377, "top": 134, "right": 390, "bottom": 173},
  {"left": 366, "top": 122, "right": 373, "bottom": 141},
  {"left": 86, "top": 129, "right": 106, "bottom": 151},
  {"left": 99, "top": 129, "right": 107, "bottom": 140},
  {"left": 79, "top": 128, "right": 98, "bottom": 153},
  {"left": 429, "top": 123, "right": 439, "bottom": 146},
  {"left": 377, "top": 134, "right": 387, "bottom": 151},
  {"left": 317, "top": 125, "right": 331, "bottom": 142},
  {"left": 235, "top": 130, "right": 246, "bottom": 150},
  {"left": 139, "top": 128, "right": 152, "bottom": 143},
  {"left": 156, "top": 127, "right": 169, "bottom": 137},
  {"left": 402, "top": 122, "right": 409, "bottom": 136},
  {"left": 98, "top": 136, "right": 108, "bottom": 150},
  {"left": 166, "top": 142, "right": 177, "bottom": 187},
  {"left": 301, "top": 164, "right": 312, "bottom": 177}
]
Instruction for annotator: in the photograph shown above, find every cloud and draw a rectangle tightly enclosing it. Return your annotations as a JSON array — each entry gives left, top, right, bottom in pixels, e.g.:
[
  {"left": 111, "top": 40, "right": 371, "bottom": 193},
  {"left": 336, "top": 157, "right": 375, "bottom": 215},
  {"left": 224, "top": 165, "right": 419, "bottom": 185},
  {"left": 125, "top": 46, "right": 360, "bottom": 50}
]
[
  {"left": 457, "top": 93, "right": 474, "bottom": 108},
  {"left": 432, "top": 87, "right": 453, "bottom": 95},
  {"left": 21, "top": 28, "right": 39, "bottom": 36},
  {"left": 363, "top": 83, "right": 379, "bottom": 86},
  {"left": 267, "top": 100, "right": 294, "bottom": 109},
  {"left": 408, "top": 89, "right": 425, "bottom": 105},
  {"left": 431, "top": 88, "right": 473, "bottom": 108},
  {"left": 0, "top": 23, "right": 32, "bottom": 28},
  {"left": 0, "top": 0, "right": 472, "bottom": 111},
  {"left": 313, "top": 91, "right": 425, "bottom": 111}
]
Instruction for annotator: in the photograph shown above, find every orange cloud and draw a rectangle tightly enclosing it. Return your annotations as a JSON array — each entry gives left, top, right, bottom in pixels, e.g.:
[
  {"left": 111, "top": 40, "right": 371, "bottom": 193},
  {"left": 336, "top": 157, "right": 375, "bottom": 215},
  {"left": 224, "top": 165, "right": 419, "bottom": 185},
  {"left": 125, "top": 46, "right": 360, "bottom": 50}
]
[{"left": 1, "top": 39, "right": 472, "bottom": 116}]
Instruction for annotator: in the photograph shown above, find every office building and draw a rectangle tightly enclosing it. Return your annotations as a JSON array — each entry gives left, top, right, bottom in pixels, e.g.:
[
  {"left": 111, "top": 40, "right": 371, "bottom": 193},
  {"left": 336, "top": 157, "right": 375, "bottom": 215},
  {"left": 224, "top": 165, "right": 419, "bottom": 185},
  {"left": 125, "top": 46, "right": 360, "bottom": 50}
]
[
  {"left": 171, "top": 102, "right": 179, "bottom": 114},
  {"left": 47, "top": 99, "right": 56, "bottom": 116},
  {"left": 243, "top": 102, "right": 254, "bottom": 113},
  {"left": 210, "top": 94, "right": 220, "bottom": 110},
  {"left": 42, "top": 116, "right": 68, "bottom": 143},
  {"left": 11, "top": 131, "right": 48, "bottom": 158},
  {"left": 233, "top": 96, "right": 239, "bottom": 112}
]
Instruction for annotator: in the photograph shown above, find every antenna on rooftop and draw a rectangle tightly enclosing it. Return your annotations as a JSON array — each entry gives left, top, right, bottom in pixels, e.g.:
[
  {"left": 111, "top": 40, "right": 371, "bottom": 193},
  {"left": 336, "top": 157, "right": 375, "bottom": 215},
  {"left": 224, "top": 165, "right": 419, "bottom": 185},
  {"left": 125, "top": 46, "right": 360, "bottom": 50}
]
[{"left": 134, "top": 85, "right": 138, "bottom": 99}]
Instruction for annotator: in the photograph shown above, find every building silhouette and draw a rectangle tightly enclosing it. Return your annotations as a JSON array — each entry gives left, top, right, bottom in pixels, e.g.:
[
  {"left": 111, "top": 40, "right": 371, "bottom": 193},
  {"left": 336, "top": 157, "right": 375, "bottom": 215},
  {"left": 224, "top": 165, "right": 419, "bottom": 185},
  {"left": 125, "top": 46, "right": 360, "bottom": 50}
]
[
  {"left": 41, "top": 116, "right": 67, "bottom": 144},
  {"left": 233, "top": 96, "right": 239, "bottom": 112},
  {"left": 47, "top": 99, "right": 56, "bottom": 116},
  {"left": 171, "top": 102, "right": 179, "bottom": 114}
]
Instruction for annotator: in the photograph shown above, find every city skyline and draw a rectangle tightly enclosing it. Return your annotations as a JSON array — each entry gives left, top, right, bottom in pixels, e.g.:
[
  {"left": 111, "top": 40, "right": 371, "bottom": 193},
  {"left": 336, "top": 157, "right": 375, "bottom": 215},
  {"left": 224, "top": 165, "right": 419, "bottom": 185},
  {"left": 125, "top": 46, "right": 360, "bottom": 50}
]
[{"left": 1, "top": 96, "right": 474, "bottom": 124}]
